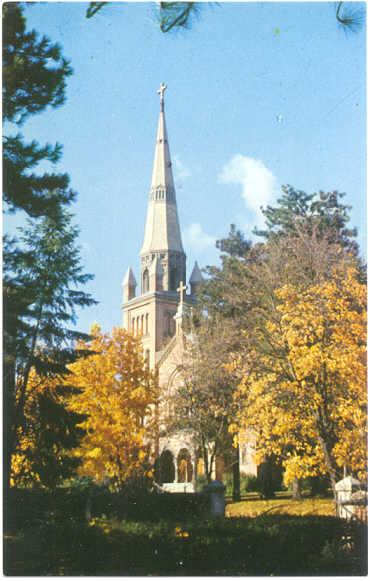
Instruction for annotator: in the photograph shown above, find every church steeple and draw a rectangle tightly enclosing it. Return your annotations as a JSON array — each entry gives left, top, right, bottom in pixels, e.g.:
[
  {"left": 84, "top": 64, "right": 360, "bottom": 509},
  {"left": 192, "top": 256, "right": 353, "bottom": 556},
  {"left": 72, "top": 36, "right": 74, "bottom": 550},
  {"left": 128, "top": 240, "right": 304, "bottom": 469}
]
[
  {"left": 148, "top": 83, "right": 177, "bottom": 208},
  {"left": 122, "top": 85, "right": 197, "bottom": 362},
  {"left": 140, "top": 84, "right": 186, "bottom": 292}
]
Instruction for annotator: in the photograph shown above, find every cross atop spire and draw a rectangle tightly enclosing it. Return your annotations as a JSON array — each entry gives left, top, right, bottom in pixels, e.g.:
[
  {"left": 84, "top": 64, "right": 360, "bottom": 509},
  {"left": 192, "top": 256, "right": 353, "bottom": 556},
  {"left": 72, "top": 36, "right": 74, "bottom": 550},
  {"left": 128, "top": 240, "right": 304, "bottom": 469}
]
[
  {"left": 141, "top": 84, "right": 185, "bottom": 259},
  {"left": 158, "top": 82, "right": 167, "bottom": 110},
  {"left": 177, "top": 281, "right": 187, "bottom": 306}
]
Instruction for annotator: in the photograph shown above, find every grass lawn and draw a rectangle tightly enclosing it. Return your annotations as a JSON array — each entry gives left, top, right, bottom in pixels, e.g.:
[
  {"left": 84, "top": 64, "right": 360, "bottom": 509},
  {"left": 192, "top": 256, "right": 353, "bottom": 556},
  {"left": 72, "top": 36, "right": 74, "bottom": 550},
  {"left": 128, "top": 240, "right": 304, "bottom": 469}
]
[
  {"left": 226, "top": 496, "right": 336, "bottom": 518},
  {"left": 4, "top": 493, "right": 367, "bottom": 576}
]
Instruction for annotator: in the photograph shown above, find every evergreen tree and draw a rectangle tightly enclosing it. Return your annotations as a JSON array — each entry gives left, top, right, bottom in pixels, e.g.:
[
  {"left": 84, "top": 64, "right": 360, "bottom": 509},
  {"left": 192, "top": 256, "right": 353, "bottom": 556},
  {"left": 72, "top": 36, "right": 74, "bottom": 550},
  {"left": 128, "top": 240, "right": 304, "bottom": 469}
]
[
  {"left": 86, "top": 1, "right": 201, "bottom": 33},
  {"left": 254, "top": 185, "right": 358, "bottom": 254},
  {"left": 4, "top": 208, "right": 96, "bottom": 489},
  {"left": 85, "top": 2, "right": 364, "bottom": 34},
  {"left": 11, "top": 370, "right": 85, "bottom": 489},
  {"left": 3, "top": 3, "right": 95, "bottom": 490},
  {"left": 199, "top": 224, "right": 254, "bottom": 322},
  {"left": 3, "top": 2, "right": 74, "bottom": 217}
]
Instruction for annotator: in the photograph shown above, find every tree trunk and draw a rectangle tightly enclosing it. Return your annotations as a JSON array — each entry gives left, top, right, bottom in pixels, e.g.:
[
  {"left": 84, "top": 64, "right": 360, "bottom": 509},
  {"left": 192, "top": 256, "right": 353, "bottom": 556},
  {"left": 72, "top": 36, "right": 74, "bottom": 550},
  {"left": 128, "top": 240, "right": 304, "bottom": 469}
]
[
  {"left": 85, "top": 490, "right": 92, "bottom": 521},
  {"left": 202, "top": 441, "right": 211, "bottom": 484},
  {"left": 314, "top": 408, "right": 338, "bottom": 499},
  {"left": 320, "top": 438, "right": 338, "bottom": 499},
  {"left": 292, "top": 478, "right": 301, "bottom": 500},
  {"left": 3, "top": 357, "right": 16, "bottom": 494},
  {"left": 232, "top": 444, "right": 241, "bottom": 501},
  {"left": 209, "top": 452, "right": 215, "bottom": 483}
]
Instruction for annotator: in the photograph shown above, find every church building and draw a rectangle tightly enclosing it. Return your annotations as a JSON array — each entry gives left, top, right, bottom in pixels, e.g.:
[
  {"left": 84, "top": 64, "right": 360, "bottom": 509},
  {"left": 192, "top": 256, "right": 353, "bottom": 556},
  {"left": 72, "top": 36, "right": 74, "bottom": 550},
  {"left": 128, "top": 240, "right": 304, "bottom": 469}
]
[{"left": 122, "top": 85, "right": 256, "bottom": 492}]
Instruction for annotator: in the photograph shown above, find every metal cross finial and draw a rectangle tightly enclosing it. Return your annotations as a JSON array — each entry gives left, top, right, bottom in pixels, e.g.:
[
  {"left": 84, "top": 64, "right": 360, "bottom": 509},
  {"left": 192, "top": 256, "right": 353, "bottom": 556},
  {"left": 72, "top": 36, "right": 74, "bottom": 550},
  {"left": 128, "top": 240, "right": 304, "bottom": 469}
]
[
  {"left": 177, "top": 281, "right": 187, "bottom": 306},
  {"left": 158, "top": 82, "right": 167, "bottom": 105}
]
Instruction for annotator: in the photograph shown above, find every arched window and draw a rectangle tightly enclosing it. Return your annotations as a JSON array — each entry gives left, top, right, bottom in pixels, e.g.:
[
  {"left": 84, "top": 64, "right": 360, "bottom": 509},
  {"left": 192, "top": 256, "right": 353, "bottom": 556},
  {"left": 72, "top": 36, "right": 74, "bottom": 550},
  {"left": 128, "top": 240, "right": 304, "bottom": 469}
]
[
  {"left": 145, "top": 313, "right": 149, "bottom": 335},
  {"left": 141, "top": 314, "right": 144, "bottom": 333},
  {"left": 169, "top": 268, "right": 178, "bottom": 291},
  {"left": 177, "top": 449, "right": 193, "bottom": 483},
  {"left": 142, "top": 268, "right": 149, "bottom": 293},
  {"left": 166, "top": 312, "right": 175, "bottom": 336}
]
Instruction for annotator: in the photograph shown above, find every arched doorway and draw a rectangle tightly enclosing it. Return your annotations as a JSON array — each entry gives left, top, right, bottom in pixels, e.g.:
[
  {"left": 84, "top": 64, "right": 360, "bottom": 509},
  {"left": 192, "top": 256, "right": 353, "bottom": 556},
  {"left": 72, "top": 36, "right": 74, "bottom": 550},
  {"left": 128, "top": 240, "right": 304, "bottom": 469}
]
[
  {"left": 156, "top": 450, "right": 175, "bottom": 484},
  {"left": 177, "top": 449, "right": 193, "bottom": 483}
]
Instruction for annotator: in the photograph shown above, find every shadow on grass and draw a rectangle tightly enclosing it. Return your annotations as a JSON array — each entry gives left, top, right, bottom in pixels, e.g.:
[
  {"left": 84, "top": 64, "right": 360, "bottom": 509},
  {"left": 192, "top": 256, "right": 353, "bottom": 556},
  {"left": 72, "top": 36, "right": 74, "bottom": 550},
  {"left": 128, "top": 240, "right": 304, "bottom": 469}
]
[{"left": 4, "top": 511, "right": 367, "bottom": 576}]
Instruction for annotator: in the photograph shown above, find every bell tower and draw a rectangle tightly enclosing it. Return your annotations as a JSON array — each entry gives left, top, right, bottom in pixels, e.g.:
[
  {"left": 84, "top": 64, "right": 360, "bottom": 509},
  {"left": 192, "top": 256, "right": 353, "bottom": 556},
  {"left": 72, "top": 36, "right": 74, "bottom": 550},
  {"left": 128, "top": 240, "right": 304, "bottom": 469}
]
[{"left": 122, "top": 85, "right": 199, "bottom": 368}]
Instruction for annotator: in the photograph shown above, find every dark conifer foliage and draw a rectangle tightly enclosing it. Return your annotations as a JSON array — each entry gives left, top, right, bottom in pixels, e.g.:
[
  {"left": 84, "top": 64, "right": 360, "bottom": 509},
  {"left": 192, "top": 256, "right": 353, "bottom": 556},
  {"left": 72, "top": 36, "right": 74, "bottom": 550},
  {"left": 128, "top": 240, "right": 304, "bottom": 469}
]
[
  {"left": 14, "top": 385, "right": 86, "bottom": 489},
  {"left": 4, "top": 209, "right": 96, "bottom": 489},
  {"left": 3, "top": 2, "right": 75, "bottom": 218},
  {"left": 85, "top": 1, "right": 201, "bottom": 34},
  {"left": 254, "top": 185, "right": 358, "bottom": 254},
  {"left": 3, "top": 2, "right": 72, "bottom": 124},
  {"left": 3, "top": 136, "right": 75, "bottom": 217},
  {"left": 3, "top": 3, "right": 96, "bottom": 489}
]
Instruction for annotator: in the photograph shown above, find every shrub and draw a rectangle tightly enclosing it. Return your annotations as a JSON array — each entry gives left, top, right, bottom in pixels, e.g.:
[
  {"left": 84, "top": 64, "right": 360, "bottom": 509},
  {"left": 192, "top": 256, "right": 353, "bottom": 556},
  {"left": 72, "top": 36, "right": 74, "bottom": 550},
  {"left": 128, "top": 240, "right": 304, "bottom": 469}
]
[
  {"left": 244, "top": 474, "right": 260, "bottom": 493},
  {"left": 223, "top": 471, "right": 251, "bottom": 497},
  {"left": 195, "top": 474, "right": 208, "bottom": 492}
]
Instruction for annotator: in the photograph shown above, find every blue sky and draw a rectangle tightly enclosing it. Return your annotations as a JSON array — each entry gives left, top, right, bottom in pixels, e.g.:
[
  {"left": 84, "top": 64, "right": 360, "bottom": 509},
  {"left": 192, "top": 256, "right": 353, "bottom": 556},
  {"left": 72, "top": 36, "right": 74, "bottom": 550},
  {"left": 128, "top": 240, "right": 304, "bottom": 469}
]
[{"left": 6, "top": 2, "right": 366, "bottom": 333}]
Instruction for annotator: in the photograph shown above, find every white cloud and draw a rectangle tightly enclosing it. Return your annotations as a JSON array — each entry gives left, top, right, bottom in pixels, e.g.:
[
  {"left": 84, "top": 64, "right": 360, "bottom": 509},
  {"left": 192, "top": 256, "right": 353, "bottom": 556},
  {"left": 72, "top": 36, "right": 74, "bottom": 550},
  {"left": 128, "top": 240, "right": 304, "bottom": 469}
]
[
  {"left": 173, "top": 154, "right": 191, "bottom": 183},
  {"left": 183, "top": 222, "right": 216, "bottom": 252},
  {"left": 218, "top": 155, "right": 276, "bottom": 223}
]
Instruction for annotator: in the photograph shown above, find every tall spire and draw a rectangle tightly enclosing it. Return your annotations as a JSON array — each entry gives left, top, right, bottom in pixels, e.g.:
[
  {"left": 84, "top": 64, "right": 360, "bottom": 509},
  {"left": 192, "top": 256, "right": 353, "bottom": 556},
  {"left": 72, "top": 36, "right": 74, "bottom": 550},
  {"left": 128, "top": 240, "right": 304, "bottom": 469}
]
[{"left": 141, "top": 83, "right": 184, "bottom": 256}]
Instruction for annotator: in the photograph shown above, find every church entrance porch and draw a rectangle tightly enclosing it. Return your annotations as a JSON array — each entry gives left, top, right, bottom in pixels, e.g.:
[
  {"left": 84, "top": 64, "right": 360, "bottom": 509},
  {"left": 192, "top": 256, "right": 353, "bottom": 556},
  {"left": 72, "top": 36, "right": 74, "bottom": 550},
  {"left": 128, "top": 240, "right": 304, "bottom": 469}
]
[
  {"left": 155, "top": 445, "right": 195, "bottom": 493},
  {"left": 177, "top": 448, "right": 193, "bottom": 483}
]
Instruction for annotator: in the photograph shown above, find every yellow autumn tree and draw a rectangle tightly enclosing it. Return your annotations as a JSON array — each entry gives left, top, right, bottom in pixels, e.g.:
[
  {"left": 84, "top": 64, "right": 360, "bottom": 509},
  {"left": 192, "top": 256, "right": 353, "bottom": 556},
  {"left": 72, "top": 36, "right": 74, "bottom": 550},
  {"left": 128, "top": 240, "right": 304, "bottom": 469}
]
[
  {"left": 67, "top": 325, "right": 155, "bottom": 489},
  {"left": 11, "top": 368, "right": 83, "bottom": 488},
  {"left": 233, "top": 265, "right": 367, "bottom": 495}
]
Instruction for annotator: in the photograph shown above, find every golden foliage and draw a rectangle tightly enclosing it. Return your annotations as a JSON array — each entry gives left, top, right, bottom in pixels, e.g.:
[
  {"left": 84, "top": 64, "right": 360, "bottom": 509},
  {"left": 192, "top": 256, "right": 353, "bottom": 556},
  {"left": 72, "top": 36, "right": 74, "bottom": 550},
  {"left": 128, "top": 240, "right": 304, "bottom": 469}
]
[
  {"left": 67, "top": 326, "right": 156, "bottom": 489},
  {"left": 234, "top": 266, "right": 367, "bottom": 484},
  {"left": 11, "top": 370, "right": 72, "bottom": 487}
]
